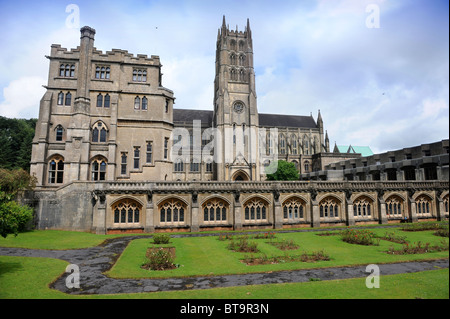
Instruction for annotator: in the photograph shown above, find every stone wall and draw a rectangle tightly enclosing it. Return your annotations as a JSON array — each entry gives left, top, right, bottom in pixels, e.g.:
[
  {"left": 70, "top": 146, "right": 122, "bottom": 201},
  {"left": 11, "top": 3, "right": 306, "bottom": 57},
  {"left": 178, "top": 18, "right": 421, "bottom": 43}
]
[{"left": 24, "top": 180, "right": 449, "bottom": 234}]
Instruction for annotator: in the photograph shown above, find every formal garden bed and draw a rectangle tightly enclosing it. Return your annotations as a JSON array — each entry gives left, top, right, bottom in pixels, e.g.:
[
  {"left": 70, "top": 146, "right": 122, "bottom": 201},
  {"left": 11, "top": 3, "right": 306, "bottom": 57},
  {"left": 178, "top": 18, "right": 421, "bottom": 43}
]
[
  {"left": 386, "top": 239, "right": 449, "bottom": 255},
  {"left": 242, "top": 250, "right": 330, "bottom": 266}
]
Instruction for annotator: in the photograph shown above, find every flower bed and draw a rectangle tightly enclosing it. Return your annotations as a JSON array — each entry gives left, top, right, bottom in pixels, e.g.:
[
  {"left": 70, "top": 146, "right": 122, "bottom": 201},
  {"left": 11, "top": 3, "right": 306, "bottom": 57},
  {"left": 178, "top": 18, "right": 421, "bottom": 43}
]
[
  {"left": 341, "top": 228, "right": 379, "bottom": 246},
  {"left": 379, "top": 231, "right": 409, "bottom": 244},
  {"left": 401, "top": 221, "right": 448, "bottom": 232},
  {"left": 141, "top": 247, "right": 177, "bottom": 270},
  {"left": 386, "top": 240, "right": 449, "bottom": 255},
  {"left": 227, "top": 237, "right": 259, "bottom": 253},
  {"left": 268, "top": 239, "right": 299, "bottom": 250},
  {"left": 242, "top": 250, "right": 330, "bottom": 266}
]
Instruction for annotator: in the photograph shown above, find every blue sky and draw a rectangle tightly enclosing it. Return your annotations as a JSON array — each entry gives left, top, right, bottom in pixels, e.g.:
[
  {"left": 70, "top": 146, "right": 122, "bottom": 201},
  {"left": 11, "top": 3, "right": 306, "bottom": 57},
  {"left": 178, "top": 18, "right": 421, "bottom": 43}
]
[{"left": 0, "top": 0, "right": 448, "bottom": 153}]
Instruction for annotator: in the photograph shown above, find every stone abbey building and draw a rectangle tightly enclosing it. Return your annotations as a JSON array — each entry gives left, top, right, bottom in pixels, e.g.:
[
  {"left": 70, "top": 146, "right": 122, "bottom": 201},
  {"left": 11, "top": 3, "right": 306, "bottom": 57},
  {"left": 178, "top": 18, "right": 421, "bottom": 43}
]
[{"left": 28, "top": 19, "right": 449, "bottom": 234}]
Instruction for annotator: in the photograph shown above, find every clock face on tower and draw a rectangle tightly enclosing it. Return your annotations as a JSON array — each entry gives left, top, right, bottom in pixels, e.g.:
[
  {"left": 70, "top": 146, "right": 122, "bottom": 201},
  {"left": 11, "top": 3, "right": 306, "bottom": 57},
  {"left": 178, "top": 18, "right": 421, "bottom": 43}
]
[{"left": 233, "top": 102, "right": 244, "bottom": 114}]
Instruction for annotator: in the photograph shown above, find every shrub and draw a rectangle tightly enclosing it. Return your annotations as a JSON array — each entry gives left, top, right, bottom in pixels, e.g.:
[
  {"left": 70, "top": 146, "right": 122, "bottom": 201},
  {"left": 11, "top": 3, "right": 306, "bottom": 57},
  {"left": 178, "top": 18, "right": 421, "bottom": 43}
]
[
  {"left": 379, "top": 231, "right": 409, "bottom": 244},
  {"left": 218, "top": 234, "right": 234, "bottom": 241},
  {"left": 341, "top": 228, "right": 379, "bottom": 246},
  {"left": 227, "top": 237, "right": 259, "bottom": 253},
  {"left": 434, "top": 228, "right": 449, "bottom": 238},
  {"left": 0, "top": 194, "right": 34, "bottom": 238},
  {"left": 269, "top": 239, "right": 299, "bottom": 250},
  {"left": 401, "top": 222, "right": 447, "bottom": 232},
  {"left": 253, "top": 232, "right": 276, "bottom": 239},
  {"left": 386, "top": 239, "right": 449, "bottom": 255},
  {"left": 152, "top": 233, "right": 171, "bottom": 244},
  {"left": 142, "top": 247, "right": 175, "bottom": 271}
]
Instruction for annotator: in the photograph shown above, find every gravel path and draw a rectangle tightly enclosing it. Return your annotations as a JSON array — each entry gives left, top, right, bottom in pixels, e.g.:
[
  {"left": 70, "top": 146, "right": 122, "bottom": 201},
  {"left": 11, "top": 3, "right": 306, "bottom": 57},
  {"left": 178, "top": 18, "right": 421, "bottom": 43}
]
[{"left": 0, "top": 230, "right": 448, "bottom": 295}]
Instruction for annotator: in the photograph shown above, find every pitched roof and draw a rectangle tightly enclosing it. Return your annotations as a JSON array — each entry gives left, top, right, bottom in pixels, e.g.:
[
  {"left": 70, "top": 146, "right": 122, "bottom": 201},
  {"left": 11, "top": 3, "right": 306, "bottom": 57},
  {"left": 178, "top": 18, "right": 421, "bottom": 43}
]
[
  {"left": 173, "top": 109, "right": 318, "bottom": 129},
  {"left": 173, "top": 109, "right": 213, "bottom": 126},
  {"left": 336, "top": 145, "right": 374, "bottom": 157},
  {"left": 258, "top": 113, "right": 317, "bottom": 128}
]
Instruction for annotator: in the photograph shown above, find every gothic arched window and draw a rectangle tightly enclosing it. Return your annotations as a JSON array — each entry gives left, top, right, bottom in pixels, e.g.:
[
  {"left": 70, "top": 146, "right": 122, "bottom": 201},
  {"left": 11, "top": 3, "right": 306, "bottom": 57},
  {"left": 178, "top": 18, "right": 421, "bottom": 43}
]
[
  {"left": 415, "top": 195, "right": 432, "bottom": 216},
  {"left": 48, "top": 156, "right": 64, "bottom": 184},
  {"left": 134, "top": 96, "right": 140, "bottom": 109},
  {"left": 386, "top": 195, "right": 404, "bottom": 218},
  {"left": 92, "top": 122, "right": 107, "bottom": 143},
  {"left": 319, "top": 197, "right": 340, "bottom": 218},
  {"left": 159, "top": 199, "right": 186, "bottom": 224},
  {"left": 279, "top": 134, "right": 286, "bottom": 155},
  {"left": 142, "top": 97, "right": 148, "bottom": 110},
  {"left": 65, "top": 92, "right": 72, "bottom": 106},
  {"left": 112, "top": 199, "right": 141, "bottom": 225},
  {"left": 353, "top": 196, "right": 373, "bottom": 218},
  {"left": 57, "top": 92, "right": 64, "bottom": 105},
  {"left": 244, "top": 197, "right": 268, "bottom": 222},
  {"left": 203, "top": 198, "right": 228, "bottom": 223},
  {"left": 91, "top": 157, "right": 107, "bottom": 181},
  {"left": 55, "top": 125, "right": 64, "bottom": 142},
  {"left": 283, "top": 197, "right": 305, "bottom": 221},
  {"left": 104, "top": 94, "right": 110, "bottom": 108}
]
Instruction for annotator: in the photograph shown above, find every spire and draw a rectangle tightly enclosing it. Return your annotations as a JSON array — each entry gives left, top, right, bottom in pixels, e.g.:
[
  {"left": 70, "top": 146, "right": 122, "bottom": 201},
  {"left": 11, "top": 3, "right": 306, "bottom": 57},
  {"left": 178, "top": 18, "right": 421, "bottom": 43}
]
[{"left": 221, "top": 15, "right": 227, "bottom": 36}]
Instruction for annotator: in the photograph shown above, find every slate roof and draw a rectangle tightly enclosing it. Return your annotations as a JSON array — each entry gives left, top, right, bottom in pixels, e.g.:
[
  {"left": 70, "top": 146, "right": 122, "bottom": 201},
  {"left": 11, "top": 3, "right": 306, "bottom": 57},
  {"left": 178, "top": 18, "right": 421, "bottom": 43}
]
[
  {"left": 258, "top": 113, "right": 317, "bottom": 128},
  {"left": 173, "top": 109, "right": 213, "bottom": 126},
  {"left": 173, "top": 108, "right": 318, "bottom": 129}
]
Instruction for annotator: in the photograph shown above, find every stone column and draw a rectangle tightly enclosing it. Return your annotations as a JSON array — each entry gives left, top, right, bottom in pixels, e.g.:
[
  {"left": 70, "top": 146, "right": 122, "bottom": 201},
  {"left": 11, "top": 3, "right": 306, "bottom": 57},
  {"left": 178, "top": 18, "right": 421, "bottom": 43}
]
[
  {"left": 346, "top": 198, "right": 355, "bottom": 226},
  {"left": 233, "top": 192, "right": 242, "bottom": 230},
  {"left": 437, "top": 198, "right": 445, "bottom": 221},
  {"left": 94, "top": 193, "right": 106, "bottom": 234},
  {"left": 273, "top": 201, "right": 283, "bottom": 229},
  {"left": 378, "top": 198, "right": 388, "bottom": 224},
  {"left": 191, "top": 202, "right": 199, "bottom": 232},
  {"left": 144, "top": 192, "right": 155, "bottom": 233},
  {"left": 311, "top": 200, "right": 320, "bottom": 228},
  {"left": 408, "top": 197, "right": 418, "bottom": 223}
]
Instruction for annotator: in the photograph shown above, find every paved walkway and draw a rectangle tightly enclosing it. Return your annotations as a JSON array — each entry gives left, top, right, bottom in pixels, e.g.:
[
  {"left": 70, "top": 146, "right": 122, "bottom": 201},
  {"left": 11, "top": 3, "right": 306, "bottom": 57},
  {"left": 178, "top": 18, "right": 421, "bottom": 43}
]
[{"left": 0, "top": 230, "right": 448, "bottom": 295}]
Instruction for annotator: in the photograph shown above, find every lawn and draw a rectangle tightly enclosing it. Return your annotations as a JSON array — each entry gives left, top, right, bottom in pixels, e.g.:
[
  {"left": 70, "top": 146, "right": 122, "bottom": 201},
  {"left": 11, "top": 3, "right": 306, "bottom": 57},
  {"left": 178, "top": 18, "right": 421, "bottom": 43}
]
[
  {"left": 0, "top": 224, "right": 448, "bottom": 299},
  {"left": 0, "top": 255, "right": 447, "bottom": 299},
  {"left": 0, "top": 230, "right": 121, "bottom": 250},
  {"left": 107, "top": 227, "right": 449, "bottom": 279}
]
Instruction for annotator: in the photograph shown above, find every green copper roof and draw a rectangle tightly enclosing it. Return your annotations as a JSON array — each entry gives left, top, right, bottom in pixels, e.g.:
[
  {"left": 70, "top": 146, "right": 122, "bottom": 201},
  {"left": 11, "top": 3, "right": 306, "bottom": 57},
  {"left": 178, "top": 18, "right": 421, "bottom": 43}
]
[{"left": 336, "top": 145, "right": 374, "bottom": 157}]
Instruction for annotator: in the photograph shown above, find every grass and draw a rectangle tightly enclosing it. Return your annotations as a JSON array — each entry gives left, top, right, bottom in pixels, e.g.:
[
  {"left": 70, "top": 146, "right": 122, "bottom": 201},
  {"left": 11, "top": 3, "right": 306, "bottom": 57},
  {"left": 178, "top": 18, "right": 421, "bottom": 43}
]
[
  {"left": 0, "top": 230, "right": 122, "bottom": 250},
  {"left": 0, "top": 255, "right": 447, "bottom": 299},
  {"left": 107, "top": 228, "right": 449, "bottom": 279},
  {"left": 0, "top": 224, "right": 448, "bottom": 299}
]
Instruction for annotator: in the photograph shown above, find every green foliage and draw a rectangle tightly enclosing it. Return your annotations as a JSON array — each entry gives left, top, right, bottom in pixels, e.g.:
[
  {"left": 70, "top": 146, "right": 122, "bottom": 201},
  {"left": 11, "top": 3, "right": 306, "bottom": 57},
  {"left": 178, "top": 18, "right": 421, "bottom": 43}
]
[
  {"left": 341, "top": 228, "right": 379, "bottom": 246},
  {"left": 152, "top": 233, "right": 171, "bottom": 244},
  {"left": 0, "top": 168, "right": 36, "bottom": 196},
  {"left": 386, "top": 239, "right": 449, "bottom": 255},
  {"left": 227, "top": 236, "right": 259, "bottom": 252},
  {"left": 0, "top": 116, "right": 37, "bottom": 171},
  {"left": 265, "top": 160, "right": 299, "bottom": 181},
  {"left": 0, "top": 168, "right": 36, "bottom": 238},
  {"left": 401, "top": 221, "right": 448, "bottom": 232},
  {"left": 0, "top": 193, "right": 34, "bottom": 238},
  {"left": 142, "top": 247, "right": 175, "bottom": 271}
]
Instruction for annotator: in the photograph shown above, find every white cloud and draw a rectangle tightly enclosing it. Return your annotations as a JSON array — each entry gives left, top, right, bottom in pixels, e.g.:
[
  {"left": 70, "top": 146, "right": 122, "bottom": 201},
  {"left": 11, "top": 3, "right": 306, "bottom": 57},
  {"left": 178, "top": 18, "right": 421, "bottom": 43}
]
[
  {"left": 421, "top": 98, "right": 448, "bottom": 119},
  {"left": 0, "top": 0, "right": 447, "bottom": 154},
  {"left": 0, "top": 76, "right": 46, "bottom": 119}
]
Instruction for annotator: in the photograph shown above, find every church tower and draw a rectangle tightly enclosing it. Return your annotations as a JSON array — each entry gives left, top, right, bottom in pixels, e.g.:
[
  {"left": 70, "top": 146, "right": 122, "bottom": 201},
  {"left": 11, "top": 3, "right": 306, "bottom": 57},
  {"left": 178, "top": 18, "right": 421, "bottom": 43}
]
[{"left": 213, "top": 16, "right": 260, "bottom": 181}]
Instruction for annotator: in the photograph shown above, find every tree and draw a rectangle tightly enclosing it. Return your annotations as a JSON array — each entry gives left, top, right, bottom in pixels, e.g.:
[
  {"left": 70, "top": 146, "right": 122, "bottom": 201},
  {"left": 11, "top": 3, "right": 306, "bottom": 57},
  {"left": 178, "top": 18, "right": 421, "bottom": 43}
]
[
  {"left": 265, "top": 160, "right": 299, "bottom": 181},
  {"left": 0, "top": 116, "right": 37, "bottom": 171},
  {"left": 0, "top": 168, "right": 35, "bottom": 238}
]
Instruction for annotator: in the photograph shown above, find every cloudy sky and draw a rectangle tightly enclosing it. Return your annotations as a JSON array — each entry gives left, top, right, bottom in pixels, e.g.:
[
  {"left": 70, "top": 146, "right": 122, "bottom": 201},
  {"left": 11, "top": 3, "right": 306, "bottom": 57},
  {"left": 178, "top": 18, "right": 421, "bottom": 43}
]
[{"left": 0, "top": 0, "right": 448, "bottom": 154}]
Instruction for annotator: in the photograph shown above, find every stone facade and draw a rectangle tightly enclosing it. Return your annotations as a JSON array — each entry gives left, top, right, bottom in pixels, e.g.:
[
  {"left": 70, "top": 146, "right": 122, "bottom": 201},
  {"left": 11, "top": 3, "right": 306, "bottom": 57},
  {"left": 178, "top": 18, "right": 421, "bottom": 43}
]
[
  {"left": 27, "top": 20, "right": 449, "bottom": 234},
  {"left": 22, "top": 180, "right": 448, "bottom": 234},
  {"left": 30, "top": 20, "right": 329, "bottom": 188}
]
